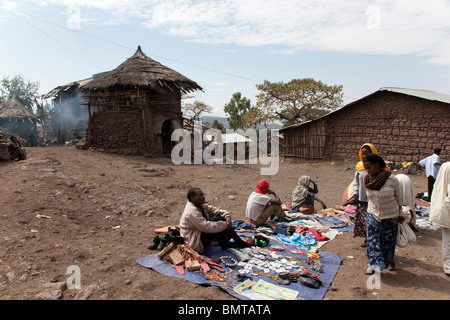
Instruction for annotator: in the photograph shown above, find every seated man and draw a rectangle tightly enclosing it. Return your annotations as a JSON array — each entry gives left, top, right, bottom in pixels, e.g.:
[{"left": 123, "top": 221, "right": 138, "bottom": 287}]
[
  {"left": 8, "top": 135, "right": 26, "bottom": 161},
  {"left": 180, "top": 187, "right": 250, "bottom": 254},
  {"left": 245, "top": 179, "right": 285, "bottom": 225}
]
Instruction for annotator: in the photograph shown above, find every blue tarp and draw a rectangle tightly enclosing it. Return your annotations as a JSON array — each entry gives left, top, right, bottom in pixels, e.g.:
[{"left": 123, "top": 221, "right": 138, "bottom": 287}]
[{"left": 137, "top": 237, "right": 343, "bottom": 300}]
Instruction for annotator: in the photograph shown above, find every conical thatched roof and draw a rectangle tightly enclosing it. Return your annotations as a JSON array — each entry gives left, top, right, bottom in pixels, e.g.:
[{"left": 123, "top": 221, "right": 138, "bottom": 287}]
[
  {"left": 0, "top": 96, "right": 39, "bottom": 122},
  {"left": 82, "top": 46, "right": 203, "bottom": 94}
]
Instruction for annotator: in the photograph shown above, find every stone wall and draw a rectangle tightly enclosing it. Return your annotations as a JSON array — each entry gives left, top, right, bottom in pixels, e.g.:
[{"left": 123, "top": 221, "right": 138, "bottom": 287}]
[
  {"left": 87, "top": 110, "right": 146, "bottom": 155},
  {"left": 324, "top": 91, "right": 450, "bottom": 162}
]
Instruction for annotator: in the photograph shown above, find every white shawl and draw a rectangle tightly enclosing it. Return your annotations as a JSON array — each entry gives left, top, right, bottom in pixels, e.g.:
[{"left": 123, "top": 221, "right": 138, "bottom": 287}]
[
  {"left": 395, "top": 174, "right": 417, "bottom": 226},
  {"left": 430, "top": 162, "right": 450, "bottom": 228}
]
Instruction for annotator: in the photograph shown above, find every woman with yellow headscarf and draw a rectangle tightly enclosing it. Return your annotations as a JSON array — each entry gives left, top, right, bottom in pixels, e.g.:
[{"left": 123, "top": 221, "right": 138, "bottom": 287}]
[{"left": 353, "top": 143, "right": 378, "bottom": 247}]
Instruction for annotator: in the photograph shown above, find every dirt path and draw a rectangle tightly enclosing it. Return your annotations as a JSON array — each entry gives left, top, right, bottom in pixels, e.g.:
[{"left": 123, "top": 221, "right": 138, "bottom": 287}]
[{"left": 0, "top": 147, "right": 448, "bottom": 300}]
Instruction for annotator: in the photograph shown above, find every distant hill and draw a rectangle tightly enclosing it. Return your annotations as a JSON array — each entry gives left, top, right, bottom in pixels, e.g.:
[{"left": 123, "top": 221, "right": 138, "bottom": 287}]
[{"left": 201, "top": 116, "right": 282, "bottom": 130}]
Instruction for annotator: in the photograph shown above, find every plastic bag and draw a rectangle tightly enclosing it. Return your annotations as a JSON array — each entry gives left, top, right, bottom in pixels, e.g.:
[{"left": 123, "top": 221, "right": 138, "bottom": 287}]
[{"left": 396, "top": 206, "right": 416, "bottom": 247}]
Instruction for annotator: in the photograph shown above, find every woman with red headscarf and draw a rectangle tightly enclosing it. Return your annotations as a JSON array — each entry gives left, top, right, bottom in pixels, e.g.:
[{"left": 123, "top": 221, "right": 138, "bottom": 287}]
[{"left": 245, "top": 179, "right": 285, "bottom": 225}]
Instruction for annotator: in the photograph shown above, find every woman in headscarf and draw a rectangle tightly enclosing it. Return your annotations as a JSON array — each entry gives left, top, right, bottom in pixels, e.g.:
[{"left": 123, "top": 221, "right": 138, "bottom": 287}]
[
  {"left": 363, "top": 154, "right": 403, "bottom": 275},
  {"left": 245, "top": 179, "right": 285, "bottom": 225},
  {"left": 353, "top": 143, "right": 378, "bottom": 247},
  {"left": 429, "top": 162, "right": 450, "bottom": 276},
  {"left": 291, "top": 175, "right": 326, "bottom": 214}
]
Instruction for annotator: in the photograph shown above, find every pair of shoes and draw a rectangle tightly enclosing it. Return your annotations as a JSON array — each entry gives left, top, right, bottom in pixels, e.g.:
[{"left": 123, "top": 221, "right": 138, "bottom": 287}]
[
  {"left": 157, "top": 233, "right": 171, "bottom": 250},
  {"left": 147, "top": 235, "right": 160, "bottom": 250}
]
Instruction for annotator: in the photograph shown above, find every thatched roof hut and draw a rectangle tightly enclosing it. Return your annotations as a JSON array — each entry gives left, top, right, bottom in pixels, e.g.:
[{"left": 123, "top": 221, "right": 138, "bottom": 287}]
[
  {"left": 81, "top": 46, "right": 203, "bottom": 155},
  {"left": 0, "top": 96, "right": 39, "bottom": 145},
  {"left": 83, "top": 46, "right": 202, "bottom": 94},
  {"left": 0, "top": 96, "right": 39, "bottom": 122}
]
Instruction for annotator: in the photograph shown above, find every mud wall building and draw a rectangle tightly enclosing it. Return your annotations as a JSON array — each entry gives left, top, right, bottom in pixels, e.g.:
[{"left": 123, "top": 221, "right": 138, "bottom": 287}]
[
  {"left": 81, "top": 46, "right": 202, "bottom": 156},
  {"left": 280, "top": 88, "right": 450, "bottom": 162}
]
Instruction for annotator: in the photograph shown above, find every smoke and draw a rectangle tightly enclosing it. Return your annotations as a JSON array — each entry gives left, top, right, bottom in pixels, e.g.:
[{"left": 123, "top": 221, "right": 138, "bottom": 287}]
[{"left": 51, "top": 92, "right": 89, "bottom": 140}]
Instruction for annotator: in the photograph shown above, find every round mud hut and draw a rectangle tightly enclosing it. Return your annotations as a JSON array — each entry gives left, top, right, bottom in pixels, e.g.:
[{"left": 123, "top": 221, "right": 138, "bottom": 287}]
[
  {"left": 81, "top": 45, "right": 203, "bottom": 156},
  {"left": 0, "top": 96, "right": 39, "bottom": 146}
]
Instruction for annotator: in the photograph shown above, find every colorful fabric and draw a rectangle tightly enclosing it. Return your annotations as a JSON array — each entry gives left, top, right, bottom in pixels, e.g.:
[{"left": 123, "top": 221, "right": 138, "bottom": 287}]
[
  {"left": 353, "top": 201, "right": 368, "bottom": 238},
  {"left": 275, "top": 232, "right": 317, "bottom": 249},
  {"left": 342, "top": 181, "right": 355, "bottom": 204},
  {"left": 366, "top": 213, "right": 398, "bottom": 269}
]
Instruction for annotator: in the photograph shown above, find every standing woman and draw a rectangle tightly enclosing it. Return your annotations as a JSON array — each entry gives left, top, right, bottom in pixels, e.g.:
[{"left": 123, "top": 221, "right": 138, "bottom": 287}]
[
  {"left": 353, "top": 143, "right": 378, "bottom": 247},
  {"left": 363, "top": 154, "right": 402, "bottom": 274},
  {"left": 429, "top": 162, "right": 450, "bottom": 276}
]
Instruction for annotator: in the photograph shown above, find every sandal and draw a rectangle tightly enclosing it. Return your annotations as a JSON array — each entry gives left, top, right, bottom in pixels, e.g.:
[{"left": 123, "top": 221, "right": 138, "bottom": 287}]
[
  {"left": 364, "top": 266, "right": 375, "bottom": 275},
  {"left": 388, "top": 261, "right": 395, "bottom": 271}
]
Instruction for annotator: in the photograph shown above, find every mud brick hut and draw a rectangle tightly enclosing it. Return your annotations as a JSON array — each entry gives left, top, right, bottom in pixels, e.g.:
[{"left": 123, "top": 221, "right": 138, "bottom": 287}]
[
  {"left": 280, "top": 87, "right": 450, "bottom": 162},
  {"left": 0, "top": 96, "right": 39, "bottom": 146},
  {"left": 0, "top": 131, "right": 10, "bottom": 161},
  {"left": 41, "top": 77, "right": 93, "bottom": 145},
  {"left": 81, "top": 46, "right": 203, "bottom": 155}
]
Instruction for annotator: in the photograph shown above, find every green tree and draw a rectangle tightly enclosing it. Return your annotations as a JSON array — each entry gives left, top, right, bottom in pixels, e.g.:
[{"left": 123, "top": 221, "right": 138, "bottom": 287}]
[
  {"left": 211, "top": 119, "right": 225, "bottom": 132},
  {"left": 223, "top": 92, "right": 253, "bottom": 130},
  {"left": 1, "top": 74, "right": 40, "bottom": 111},
  {"left": 181, "top": 100, "right": 213, "bottom": 121},
  {"left": 255, "top": 78, "right": 343, "bottom": 126}
]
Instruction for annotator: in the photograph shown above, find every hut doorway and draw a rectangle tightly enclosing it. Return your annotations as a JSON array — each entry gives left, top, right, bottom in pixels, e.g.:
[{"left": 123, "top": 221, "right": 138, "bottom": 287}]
[{"left": 161, "top": 120, "right": 174, "bottom": 154}]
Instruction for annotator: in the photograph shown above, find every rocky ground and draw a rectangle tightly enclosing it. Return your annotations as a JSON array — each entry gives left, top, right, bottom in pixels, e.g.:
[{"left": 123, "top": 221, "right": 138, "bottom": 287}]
[{"left": 0, "top": 146, "right": 449, "bottom": 301}]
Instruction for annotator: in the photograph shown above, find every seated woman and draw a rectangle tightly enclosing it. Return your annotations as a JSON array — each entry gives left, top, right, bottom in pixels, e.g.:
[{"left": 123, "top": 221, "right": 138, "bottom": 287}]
[
  {"left": 180, "top": 187, "right": 251, "bottom": 254},
  {"left": 291, "top": 176, "right": 327, "bottom": 214}
]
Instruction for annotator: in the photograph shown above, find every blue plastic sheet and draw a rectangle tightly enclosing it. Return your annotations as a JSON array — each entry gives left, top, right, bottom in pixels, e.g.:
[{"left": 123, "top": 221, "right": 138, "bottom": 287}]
[{"left": 137, "top": 237, "right": 343, "bottom": 300}]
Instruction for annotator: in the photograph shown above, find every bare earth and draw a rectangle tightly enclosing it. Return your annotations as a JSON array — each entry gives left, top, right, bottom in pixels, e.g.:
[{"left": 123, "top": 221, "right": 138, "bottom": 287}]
[{"left": 0, "top": 146, "right": 449, "bottom": 301}]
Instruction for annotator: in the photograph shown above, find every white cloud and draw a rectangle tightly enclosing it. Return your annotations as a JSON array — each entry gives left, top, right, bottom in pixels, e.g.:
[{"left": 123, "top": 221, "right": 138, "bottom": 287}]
[{"left": 26, "top": 0, "right": 450, "bottom": 65}]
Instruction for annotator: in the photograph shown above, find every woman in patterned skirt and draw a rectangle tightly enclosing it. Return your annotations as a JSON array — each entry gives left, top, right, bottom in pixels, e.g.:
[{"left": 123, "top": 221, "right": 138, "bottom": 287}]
[
  {"left": 353, "top": 143, "right": 378, "bottom": 247},
  {"left": 363, "top": 154, "right": 403, "bottom": 275}
]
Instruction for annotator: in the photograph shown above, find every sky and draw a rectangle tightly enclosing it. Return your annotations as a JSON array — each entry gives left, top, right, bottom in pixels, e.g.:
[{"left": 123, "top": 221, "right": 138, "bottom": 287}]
[{"left": 1, "top": 0, "right": 450, "bottom": 118}]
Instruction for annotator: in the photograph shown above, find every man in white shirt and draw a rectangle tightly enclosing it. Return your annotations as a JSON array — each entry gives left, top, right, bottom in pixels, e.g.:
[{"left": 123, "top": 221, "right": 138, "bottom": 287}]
[
  {"left": 245, "top": 179, "right": 285, "bottom": 225},
  {"left": 419, "top": 148, "right": 441, "bottom": 201}
]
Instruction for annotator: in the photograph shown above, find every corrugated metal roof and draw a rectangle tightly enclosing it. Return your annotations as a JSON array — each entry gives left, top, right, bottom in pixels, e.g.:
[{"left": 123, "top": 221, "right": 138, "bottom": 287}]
[
  {"left": 41, "top": 77, "right": 93, "bottom": 100},
  {"left": 205, "top": 132, "right": 253, "bottom": 144},
  {"left": 279, "top": 87, "right": 450, "bottom": 132},
  {"left": 379, "top": 87, "right": 450, "bottom": 104}
]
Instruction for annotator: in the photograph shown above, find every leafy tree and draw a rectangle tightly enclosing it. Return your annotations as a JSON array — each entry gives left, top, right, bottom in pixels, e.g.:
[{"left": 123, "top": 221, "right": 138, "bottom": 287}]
[
  {"left": 254, "top": 78, "right": 343, "bottom": 126},
  {"left": 211, "top": 119, "right": 225, "bottom": 132},
  {"left": 223, "top": 92, "right": 253, "bottom": 130},
  {"left": 182, "top": 100, "right": 213, "bottom": 121},
  {"left": 1, "top": 74, "right": 40, "bottom": 111}
]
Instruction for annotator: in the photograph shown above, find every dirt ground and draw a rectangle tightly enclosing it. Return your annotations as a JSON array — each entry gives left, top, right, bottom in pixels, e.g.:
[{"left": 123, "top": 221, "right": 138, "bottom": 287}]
[{"left": 0, "top": 146, "right": 449, "bottom": 301}]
